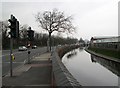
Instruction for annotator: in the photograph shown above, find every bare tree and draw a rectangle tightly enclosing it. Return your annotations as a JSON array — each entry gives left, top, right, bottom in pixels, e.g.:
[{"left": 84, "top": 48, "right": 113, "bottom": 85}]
[
  {"left": 35, "top": 9, "right": 75, "bottom": 51},
  {"left": 1, "top": 21, "right": 9, "bottom": 37},
  {"left": 19, "top": 24, "right": 28, "bottom": 39},
  {"left": 0, "top": 21, "right": 11, "bottom": 49}
]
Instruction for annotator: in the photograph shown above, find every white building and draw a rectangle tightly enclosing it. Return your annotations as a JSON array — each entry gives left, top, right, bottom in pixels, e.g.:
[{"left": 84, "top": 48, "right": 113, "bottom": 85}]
[
  {"left": 90, "top": 36, "right": 120, "bottom": 50},
  {"left": 91, "top": 36, "right": 120, "bottom": 43}
]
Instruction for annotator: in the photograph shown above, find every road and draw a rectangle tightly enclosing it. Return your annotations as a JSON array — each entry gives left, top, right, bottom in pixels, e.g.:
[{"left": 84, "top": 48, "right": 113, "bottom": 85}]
[{"left": 2, "top": 47, "right": 47, "bottom": 76}]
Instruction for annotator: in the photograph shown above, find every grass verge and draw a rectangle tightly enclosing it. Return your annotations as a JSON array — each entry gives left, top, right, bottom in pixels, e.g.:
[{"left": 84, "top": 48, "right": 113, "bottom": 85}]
[{"left": 88, "top": 47, "right": 120, "bottom": 59}]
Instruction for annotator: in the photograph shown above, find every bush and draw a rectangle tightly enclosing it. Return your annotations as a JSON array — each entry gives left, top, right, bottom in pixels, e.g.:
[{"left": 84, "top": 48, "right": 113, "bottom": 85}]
[{"left": 57, "top": 45, "right": 80, "bottom": 58}]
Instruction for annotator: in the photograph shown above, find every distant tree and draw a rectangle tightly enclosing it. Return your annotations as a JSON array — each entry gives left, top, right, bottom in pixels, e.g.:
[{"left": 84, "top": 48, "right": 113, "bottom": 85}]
[
  {"left": 1, "top": 21, "right": 10, "bottom": 49},
  {"left": 79, "top": 38, "right": 84, "bottom": 42},
  {"left": 1, "top": 21, "right": 9, "bottom": 37},
  {"left": 79, "top": 38, "right": 85, "bottom": 46},
  {"left": 19, "top": 24, "right": 29, "bottom": 39},
  {"left": 35, "top": 9, "right": 75, "bottom": 51},
  {"left": 19, "top": 24, "right": 29, "bottom": 46}
]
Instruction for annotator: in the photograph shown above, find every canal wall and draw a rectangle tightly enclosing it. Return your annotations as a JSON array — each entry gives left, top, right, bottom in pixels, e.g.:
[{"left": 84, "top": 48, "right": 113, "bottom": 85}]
[
  {"left": 90, "top": 54, "right": 120, "bottom": 77},
  {"left": 86, "top": 48, "right": 120, "bottom": 78},
  {"left": 51, "top": 45, "right": 82, "bottom": 87}
]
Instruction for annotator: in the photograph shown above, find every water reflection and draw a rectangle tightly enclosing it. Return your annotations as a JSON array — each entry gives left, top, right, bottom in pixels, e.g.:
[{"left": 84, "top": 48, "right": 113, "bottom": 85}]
[
  {"left": 67, "top": 50, "right": 77, "bottom": 59},
  {"left": 79, "top": 47, "right": 84, "bottom": 52},
  {"left": 62, "top": 48, "right": 119, "bottom": 86},
  {"left": 91, "top": 54, "right": 120, "bottom": 77}
]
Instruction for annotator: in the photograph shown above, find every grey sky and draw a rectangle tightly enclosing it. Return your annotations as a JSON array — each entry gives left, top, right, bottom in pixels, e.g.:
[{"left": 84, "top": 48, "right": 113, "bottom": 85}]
[{"left": 1, "top": 0, "right": 119, "bottom": 40}]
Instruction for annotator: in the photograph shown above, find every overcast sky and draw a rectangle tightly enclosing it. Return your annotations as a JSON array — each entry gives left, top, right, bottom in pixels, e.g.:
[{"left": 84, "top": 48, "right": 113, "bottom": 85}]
[{"left": 1, "top": 0, "right": 119, "bottom": 40}]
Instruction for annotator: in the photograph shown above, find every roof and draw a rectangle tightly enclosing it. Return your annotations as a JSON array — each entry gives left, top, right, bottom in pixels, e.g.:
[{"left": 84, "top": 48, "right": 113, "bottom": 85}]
[{"left": 91, "top": 36, "right": 120, "bottom": 40}]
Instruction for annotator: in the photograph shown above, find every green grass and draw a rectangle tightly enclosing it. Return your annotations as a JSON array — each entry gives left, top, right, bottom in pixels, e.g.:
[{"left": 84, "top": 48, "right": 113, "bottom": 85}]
[{"left": 88, "top": 47, "right": 120, "bottom": 59}]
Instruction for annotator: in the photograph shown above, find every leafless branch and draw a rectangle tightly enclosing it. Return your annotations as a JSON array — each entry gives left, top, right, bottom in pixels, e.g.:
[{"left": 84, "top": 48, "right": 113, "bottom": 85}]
[{"left": 35, "top": 8, "right": 75, "bottom": 35}]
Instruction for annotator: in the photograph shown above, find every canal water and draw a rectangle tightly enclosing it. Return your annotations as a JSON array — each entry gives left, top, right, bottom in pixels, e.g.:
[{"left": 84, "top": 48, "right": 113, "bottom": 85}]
[{"left": 62, "top": 48, "right": 120, "bottom": 86}]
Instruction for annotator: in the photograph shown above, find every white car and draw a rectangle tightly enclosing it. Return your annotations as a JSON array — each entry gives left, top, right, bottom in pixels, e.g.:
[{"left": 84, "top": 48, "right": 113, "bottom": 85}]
[
  {"left": 18, "top": 46, "right": 27, "bottom": 51},
  {"left": 32, "top": 45, "right": 37, "bottom": 49}
]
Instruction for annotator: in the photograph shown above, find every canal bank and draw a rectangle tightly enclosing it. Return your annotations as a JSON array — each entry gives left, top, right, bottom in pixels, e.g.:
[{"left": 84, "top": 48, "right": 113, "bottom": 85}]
[
  {"left": 62, "top": 48, "right": 119, "bottom": 87},
  {"left": 51, "top": 45, "right": 82, "bottom": 87},
  {"left": 85, "top": 48, "right": 120, "bottom": 63}
]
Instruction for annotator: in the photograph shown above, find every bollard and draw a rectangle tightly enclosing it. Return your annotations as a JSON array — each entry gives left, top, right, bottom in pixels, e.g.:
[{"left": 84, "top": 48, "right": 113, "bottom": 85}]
[
  {"left": 11, "top": 54, "right": 15, "bottom": 61},
  {"left": 27, "top": 51, "right": 31, "bottom": 64}
]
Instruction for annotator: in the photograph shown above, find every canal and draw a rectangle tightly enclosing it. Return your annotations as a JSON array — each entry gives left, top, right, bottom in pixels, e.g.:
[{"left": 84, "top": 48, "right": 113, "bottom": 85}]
[{"left": 62, "top": 48, "right": 120, "bottom": 86}]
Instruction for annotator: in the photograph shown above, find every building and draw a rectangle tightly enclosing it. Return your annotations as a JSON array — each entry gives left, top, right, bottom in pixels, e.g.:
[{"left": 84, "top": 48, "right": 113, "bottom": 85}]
[{"left": 90, "top": 36, "right": 120, "bottom": 51}]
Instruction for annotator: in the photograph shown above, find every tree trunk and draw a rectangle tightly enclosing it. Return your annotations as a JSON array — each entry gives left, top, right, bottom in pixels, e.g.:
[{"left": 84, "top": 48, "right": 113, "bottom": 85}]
[{"left": 49, "top": 32, "right": 51, "bottom": 51}]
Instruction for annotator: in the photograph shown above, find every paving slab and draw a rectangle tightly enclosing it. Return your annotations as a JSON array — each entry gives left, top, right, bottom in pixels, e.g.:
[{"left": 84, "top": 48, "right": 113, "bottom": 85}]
[{"left": 2, "top": 53, "right": 52, "bottom": 88}]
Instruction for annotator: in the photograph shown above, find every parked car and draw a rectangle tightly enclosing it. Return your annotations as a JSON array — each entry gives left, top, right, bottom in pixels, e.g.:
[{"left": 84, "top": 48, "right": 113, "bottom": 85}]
[
  {"left": 18, "top": 46, "right": 27, "bottom": 51},
  {"left": 32, "top": 45, "right": 37, "bottom": 49}
]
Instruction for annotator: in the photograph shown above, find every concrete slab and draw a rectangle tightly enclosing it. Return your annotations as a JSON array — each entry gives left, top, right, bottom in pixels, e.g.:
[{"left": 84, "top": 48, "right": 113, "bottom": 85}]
[
  {"left": 5, "top": 64, "right": 31, "bottom": 77},
  {"left": 33, "top": 53, "right": 51, "bottom": 61},
  {"left": 2, "top": 52, "right": 52, "bottom": 88},
  {"left": 3, "top": 66, "right": 52, "bottom": 86}
]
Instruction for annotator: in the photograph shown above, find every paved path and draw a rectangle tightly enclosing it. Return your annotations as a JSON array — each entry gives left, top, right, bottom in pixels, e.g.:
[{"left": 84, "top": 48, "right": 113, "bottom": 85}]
[{"left": 2, "top": 53, "right": 52, "bottom": 88}]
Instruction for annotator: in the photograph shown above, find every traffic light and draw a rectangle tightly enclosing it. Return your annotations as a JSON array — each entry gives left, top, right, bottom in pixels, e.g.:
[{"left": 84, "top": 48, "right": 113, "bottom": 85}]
[
  {"left": 8, "top": 14, "right": 19, "bottom": 38},
  {"left": 16, "top": 21, "right": 19, "bottom": 38},
  {"left": 27, "top": 27, "right": 34, "bottom": 41}
]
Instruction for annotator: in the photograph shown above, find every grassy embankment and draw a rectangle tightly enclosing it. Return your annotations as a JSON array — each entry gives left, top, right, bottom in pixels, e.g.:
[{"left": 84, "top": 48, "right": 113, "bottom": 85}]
[
  {"left": 57, "top": 45, "right": 80, "bottom": 58},
  {"left": 88, "top": 47, "right": 120, "bottom": 59}
]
